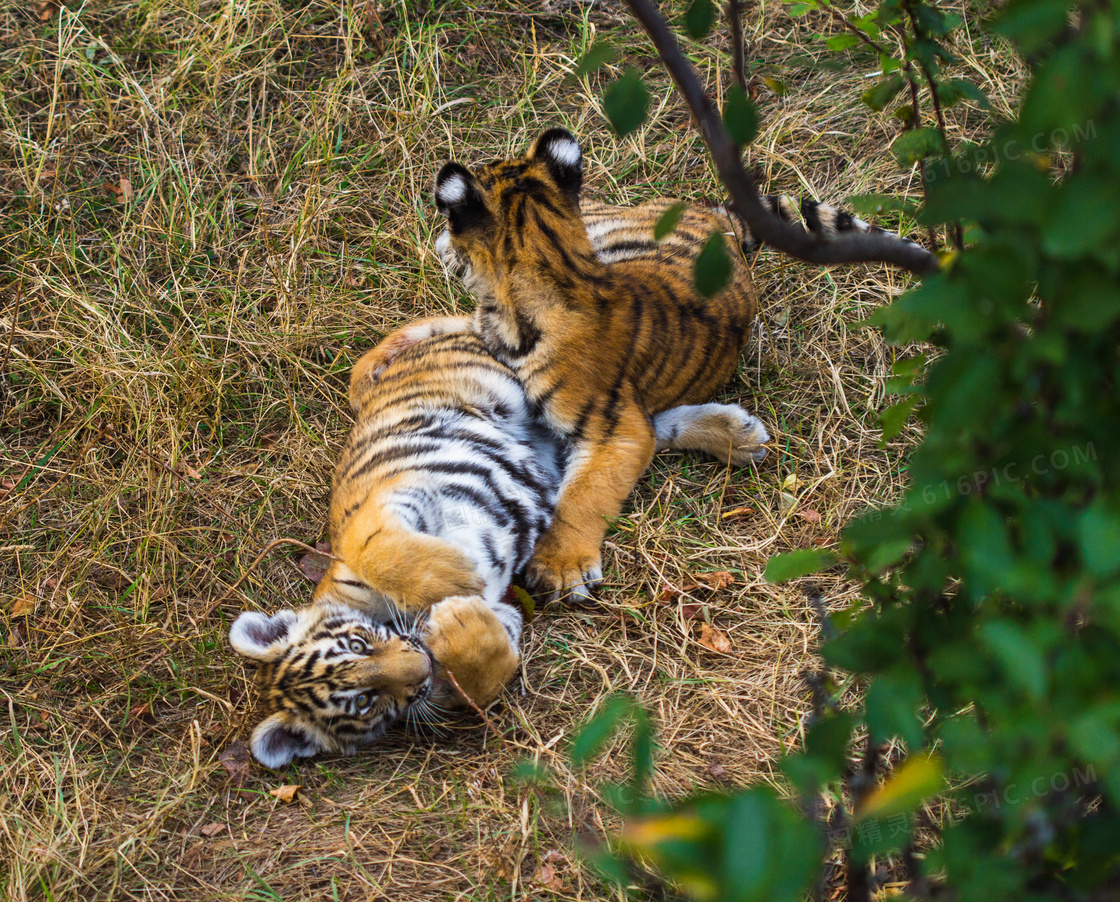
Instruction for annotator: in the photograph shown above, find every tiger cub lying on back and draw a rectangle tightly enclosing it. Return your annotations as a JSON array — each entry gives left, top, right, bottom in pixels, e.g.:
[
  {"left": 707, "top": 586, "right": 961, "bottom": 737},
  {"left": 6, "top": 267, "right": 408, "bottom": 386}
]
[
  {"left": 230, "top": 323, "right": 764, "bottom": 767},
  {"left": 433, "top": 128, "right": 773, "bottom": 602}
]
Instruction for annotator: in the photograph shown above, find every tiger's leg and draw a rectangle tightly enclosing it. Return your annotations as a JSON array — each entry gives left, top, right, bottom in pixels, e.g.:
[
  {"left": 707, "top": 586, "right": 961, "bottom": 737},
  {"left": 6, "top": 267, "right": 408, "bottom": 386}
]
[
  {"left": 654, "top": 403, "right": 770, "bottom": 465},
  {"left": 423, "top": 595, "right": 520, "bottom": 709},
  {"left": 528, "top": 402, "right": 656, "bottom": 603},
  {"left": 329, "top": 515, "right": 485, "bottom": 617},
  {"left": 349, "top": 316, "right": 472, "bottom": 410}
]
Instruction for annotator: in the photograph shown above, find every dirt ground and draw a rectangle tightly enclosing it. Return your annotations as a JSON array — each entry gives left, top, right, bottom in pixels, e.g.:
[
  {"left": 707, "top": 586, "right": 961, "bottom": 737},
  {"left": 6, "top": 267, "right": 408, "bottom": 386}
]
[{"left": 0, "top": 0, "right": 1016, "bottom": 898}]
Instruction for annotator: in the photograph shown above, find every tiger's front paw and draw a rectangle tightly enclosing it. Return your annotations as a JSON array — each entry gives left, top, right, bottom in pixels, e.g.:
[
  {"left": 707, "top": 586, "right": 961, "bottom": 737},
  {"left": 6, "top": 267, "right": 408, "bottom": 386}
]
[
  {"left": 526, "top": 544, "right": 604, "bottom": 605},
  {"left": 424, "top": 596, "right": 518, "bottom": 709}
]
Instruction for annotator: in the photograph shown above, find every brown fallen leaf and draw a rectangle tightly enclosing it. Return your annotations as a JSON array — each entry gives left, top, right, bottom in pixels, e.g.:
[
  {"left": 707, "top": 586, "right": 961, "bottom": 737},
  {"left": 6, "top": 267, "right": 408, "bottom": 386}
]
[
  {"left": 698, "top": 623, "right": 733, "bottom": 654},
  {"left": 90, "top": 564, "right": 133, "bottom": 590},
  {"left": 200, "top": 822, "right": 226, "bottom": 837},
  {"left": 118, "top": 177, "right": 133, "bottom": 203},
  {"left": 534, "top": 850, "right": 566, "bottom": 892},
  {"left": 708, "top": 758, "right": 731, "bottom": 782},
  {"left": 269, "top": 784, "right": 301, "bottom": 803},
  {"left": 798, "top": 509, "right": 822, "bottom": 523},
  {"left": 129, "top": 702, "right": 154, "bottom": 722},
  {"left": 218, "top": 740, "right": 251, "bottom": 787},
  {"left": 298, "top": 542, "right": 332, "bottom": 584},
  {"left": 36, "top": 0, "right": 61, "bottom": 21},
  {"left": 680, "top": 602, "right": 705, "bottom": 622},
  {"left": 720, "top": 505, "right": 756, "bottom": 520},
  {"left": 694, "top": 570, "right": 736, "bottom": 590},
  {"left": 180, "top": 461, "right": 202, "bottom": 479},
  {"left": 11, "top": 594, "right": 37, "bottom": 618}
]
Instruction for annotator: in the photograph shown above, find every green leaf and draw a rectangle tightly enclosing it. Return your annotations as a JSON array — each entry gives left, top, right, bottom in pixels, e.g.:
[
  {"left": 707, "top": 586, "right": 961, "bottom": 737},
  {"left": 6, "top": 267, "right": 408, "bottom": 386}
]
[
  {"left": 855, "top": 754, "right": 944, "bottom": 820},
  {"left": 653, "top": 202, "right": 687, "bottom": 241},
  {"left": 806, "top": 712, "right": 854, "bottom": 779},
  {"left": 759, "top": 75, "right": 788, "bottom": 96},
  {"left": 511, "top": 585, "right": 535, "bottom": 622},
  {"left": 1051, "top": 263, "right": 1120, "bottom": 331},
  {"left": 764, "top": 549, "right": 838, "bottom": 582},
  {"left": 865, "top": 672, "right": 923, "bottom": 747},
  {"left": 603, "top": 69, "right": 650, "bottom": 137},
  {"left": 936, "top": 78, "right": 990, "bottom": 109},
  {"left": 684, "top": 0, "right": 715, "bottom": 39},
  {"left": 575, "top": 41, "right": 617, "bottom": 78},
  {"left": 862, "top": 74, "right": 905, "bottom": 112},
  {"left": 570, "top": 694, "right": 634, "bottom": 767},
  {"left": 990, "top": 0, "right": 1071, "bottom": 55},
  {"left": 694, "top": 233, "right": 733, "bottom": 297},
  {"left": 980, "top": 621, "right": 1049, "bottom": 700},
  {"left": 630, "top": 705, "right": 654, "bottom": 801},
  {"left": 1079, "top": 501, "right": 1120, "bottom": 579},
  {"left": 880, "top": 396, "right": 919, "bottom": 441},
  {"left": 825, "top": 33, "right": 860, "bottom": 51},
  {"left": 847, "top": 193, "right": 919, "bottom": 217},
  {"left": 891, "top": 127, "right": 944, "bottom": 166},
  {"left": 723, "top": 84, "right": 758, "bottom": 145},
  {"left": 721, "top": 792, "right": 771, "bottom": 898},
  {"left": 788, "top": 2, "right": 815, "bottom": 16},
  {"left": 1042, "top": 176, "right": 1120, "bottom": 258}
]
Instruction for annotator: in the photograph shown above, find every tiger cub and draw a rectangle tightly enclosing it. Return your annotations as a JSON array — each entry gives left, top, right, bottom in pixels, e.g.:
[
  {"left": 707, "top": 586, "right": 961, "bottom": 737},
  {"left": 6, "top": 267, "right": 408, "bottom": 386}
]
[
  {"left": 230, "top": 323, "right": 763, "bottom": 767},
  {"left": 229, "top": 327, "right": 564, "bottom": 768},
  {"left": 433, "top": 128, "right": 771, "bottom": 602}
]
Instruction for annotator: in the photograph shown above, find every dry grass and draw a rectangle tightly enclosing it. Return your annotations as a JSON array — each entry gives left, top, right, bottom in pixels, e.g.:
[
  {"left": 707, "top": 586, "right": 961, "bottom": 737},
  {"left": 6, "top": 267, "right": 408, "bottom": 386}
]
[{"left": 0, "top": 0, "right": 1019, "bottom": 899}]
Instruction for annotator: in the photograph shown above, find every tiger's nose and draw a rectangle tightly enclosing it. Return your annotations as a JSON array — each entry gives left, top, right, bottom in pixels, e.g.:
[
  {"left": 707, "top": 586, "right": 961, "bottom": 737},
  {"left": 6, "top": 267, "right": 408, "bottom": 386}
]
[{"left": 364, "top": 638, "right": 431, "bottom": 686}]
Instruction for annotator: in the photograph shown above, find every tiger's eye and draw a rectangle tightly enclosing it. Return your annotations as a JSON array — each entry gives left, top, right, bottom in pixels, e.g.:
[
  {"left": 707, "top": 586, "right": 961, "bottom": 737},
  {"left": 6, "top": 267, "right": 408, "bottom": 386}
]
[
  {"left": 355, "top": 692, "right": 371, "bottom": 709},
  {"left": 349, "top": 638, "right": 366, "bottom": 654}
]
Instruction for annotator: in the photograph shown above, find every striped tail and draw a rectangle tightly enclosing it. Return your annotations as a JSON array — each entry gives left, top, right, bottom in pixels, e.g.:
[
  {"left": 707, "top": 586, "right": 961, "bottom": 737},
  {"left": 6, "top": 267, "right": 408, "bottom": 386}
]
[{"left": 727, "top": 195, "right": 926, "bottom": 256}]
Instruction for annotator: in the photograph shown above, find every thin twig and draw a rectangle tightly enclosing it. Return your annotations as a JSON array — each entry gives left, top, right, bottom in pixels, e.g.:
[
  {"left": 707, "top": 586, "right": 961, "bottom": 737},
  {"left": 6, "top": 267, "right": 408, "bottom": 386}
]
[
  {"left": 442, "top": 666, "right": 505, "bottom": 746},
  {"left": 198, "top": 537, "right": 341, "bottom": 620},
  {"left": 903, "top": 3, "right": 963, "bottom": 249},
  {"left": 905, "top": 74, "right": 941, "bottom": 250},
  {"left": 1, "top": 282, "right": 20, "bottom": 400},
  {"left": 624, "top": 0, "right": 939, "bottom": 276},
  {"left": 727, "top": 0, "right": 746, "bottom": 91}
]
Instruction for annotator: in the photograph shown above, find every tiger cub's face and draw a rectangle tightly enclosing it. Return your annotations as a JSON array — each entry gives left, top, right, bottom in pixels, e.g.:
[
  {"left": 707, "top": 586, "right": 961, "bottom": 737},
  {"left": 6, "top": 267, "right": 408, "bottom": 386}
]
[{"left": 229, "top": 603, "right": 435, "bottom": 768}]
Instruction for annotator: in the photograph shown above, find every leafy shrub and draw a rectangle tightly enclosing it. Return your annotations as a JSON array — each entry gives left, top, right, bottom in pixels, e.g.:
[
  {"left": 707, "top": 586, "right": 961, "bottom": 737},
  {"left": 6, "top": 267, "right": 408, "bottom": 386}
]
[{"left": 559, "top": 0, "right": 1120, "bottom": 897}]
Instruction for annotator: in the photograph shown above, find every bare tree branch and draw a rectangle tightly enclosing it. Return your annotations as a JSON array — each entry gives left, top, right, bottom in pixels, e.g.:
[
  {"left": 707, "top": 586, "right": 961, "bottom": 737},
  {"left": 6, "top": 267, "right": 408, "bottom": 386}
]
[
  {"left": 727, "top": 0, "right": 747, "bottom": 91},
  {"left": 624, "top": 0, "right": 940, "bottom": 277}
]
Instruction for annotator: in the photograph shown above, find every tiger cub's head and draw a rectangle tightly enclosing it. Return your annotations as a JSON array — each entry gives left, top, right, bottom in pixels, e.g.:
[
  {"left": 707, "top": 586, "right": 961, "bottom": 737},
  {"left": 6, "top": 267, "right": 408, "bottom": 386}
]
[
  {"left": 434, "top": 127, "right": 590, "bottom": 291},
  {"left": 229, "top": 603, "right": 435, "bottom": 768}
]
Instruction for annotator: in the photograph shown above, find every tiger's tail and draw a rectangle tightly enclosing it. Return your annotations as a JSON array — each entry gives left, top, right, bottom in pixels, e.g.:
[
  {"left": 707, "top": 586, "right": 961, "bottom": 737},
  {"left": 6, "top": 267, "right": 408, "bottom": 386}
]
[{"left": 726, "top": 195, "right": 926, "bottom": 256}]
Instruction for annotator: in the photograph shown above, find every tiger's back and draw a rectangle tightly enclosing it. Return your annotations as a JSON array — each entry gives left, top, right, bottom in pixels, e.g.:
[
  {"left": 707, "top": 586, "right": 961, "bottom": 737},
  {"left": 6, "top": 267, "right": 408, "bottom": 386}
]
[{"left": 434, "top": 128, "right": 764, "bottom": 599}]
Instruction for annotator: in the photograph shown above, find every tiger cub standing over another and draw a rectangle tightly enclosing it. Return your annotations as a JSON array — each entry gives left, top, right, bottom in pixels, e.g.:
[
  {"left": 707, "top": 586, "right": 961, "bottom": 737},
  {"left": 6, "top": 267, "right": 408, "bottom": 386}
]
[
  {"left": 230, "top": 323, "right": 765, "bottom": 767},
  {"left": 433, "top": 128, "right": 770, "bottom": 602}
]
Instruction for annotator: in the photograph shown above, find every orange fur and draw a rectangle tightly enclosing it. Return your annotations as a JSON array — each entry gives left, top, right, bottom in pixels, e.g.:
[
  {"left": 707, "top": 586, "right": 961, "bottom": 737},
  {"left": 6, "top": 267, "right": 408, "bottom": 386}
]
[{"left": 436, "top": 129, "right": 762, "bottom": 599}]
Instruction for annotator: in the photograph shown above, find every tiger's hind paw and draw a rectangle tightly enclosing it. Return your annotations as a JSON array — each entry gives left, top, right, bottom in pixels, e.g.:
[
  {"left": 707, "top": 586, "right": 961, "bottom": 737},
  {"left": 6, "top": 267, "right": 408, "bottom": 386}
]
[{"left": 654, "top": 402, "right": 770, "bottom": 467}]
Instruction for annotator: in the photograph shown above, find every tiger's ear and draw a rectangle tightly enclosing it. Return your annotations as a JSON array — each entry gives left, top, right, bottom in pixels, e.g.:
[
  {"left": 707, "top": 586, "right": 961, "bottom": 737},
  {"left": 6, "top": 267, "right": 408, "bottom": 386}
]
[
  {"left": 229, "top": 609, "right": 298, "bottom": 662},
  {"left": 250, "top": 711, "right": 324, "bottom": 769},
  {"left": 435, "top": 163, "right": 489, "bottom": 235},
  {"left": 530, "top": 127, "right": 583, "bottom": 204}
]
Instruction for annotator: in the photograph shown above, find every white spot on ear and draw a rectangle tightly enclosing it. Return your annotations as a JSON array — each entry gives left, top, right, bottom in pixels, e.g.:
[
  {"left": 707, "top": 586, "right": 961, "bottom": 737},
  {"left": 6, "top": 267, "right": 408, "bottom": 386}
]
[
  {"left": 548, "top": 137, "right": 581, "bottom": 167},
  {"left": 437, "top": 174, "right": 468, "bottom": 205}
]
